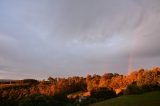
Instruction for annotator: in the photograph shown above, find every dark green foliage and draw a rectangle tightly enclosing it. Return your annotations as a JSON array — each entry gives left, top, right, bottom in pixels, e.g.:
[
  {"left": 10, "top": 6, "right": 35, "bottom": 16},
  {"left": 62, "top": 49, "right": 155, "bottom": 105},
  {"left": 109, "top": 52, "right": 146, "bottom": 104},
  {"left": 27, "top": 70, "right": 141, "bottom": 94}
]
[
  {"left": 91, "top": 87, "right": 116, "bottom": 100},
  {"left": 19, "top": 94, "right": 58, "bottom": 106},
  {"left": 52, "top": 94, "right": 69, "bottom": 106},
  {"left": 23, "top": 79, "right": 38, "bottom": 84},
  {"left": 140, "top": 84, "right": 160, "bottom": 92},
  {"left": 124, "top": 82, "right": 142, "bottom": 95},
  {"left": 0, "top": 99, "right": 18, "bottom": 106}
]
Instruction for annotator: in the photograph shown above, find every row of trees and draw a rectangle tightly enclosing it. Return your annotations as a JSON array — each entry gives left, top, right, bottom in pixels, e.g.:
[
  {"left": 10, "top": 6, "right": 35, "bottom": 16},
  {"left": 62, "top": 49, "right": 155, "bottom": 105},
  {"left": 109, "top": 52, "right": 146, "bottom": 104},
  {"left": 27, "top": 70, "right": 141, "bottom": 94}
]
[{"left": 0, "top": 67, "right": 160, "bottom": 106}]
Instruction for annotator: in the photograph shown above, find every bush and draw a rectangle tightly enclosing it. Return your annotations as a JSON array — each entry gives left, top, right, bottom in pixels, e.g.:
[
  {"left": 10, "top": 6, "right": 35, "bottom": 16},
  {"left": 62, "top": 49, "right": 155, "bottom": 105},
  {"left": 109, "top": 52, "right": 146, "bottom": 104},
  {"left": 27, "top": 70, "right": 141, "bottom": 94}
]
[
  {"left": 90, "top": 87, "right": 116, "bottom": 100},
  {"left": 124, "top": 83, "right": 142, "bottom": 95},
  {"left": 140, "top": 84, "right": 160, "bottom": 92},
  {"left": 19, "top": 94, "right": 64, "bottom": 106}
]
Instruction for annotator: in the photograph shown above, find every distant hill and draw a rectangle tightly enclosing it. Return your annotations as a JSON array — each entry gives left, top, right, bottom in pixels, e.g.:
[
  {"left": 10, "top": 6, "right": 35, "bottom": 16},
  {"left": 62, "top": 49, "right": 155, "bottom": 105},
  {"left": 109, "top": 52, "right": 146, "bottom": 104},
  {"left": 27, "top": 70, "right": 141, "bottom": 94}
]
[
  {"left": 89, "top": 91, "right": 160, "bottom": 106},
  {"left": 0, "top": 79, "right": 13, "bottom": 82}
]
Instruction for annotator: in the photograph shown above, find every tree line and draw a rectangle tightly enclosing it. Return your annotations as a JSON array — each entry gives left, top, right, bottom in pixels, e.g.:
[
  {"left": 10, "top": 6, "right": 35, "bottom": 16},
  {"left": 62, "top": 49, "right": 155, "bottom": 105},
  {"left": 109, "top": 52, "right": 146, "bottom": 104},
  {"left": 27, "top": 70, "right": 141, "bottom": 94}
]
[{"left": 0, "top": 67, "right": 160, "bottom": 106}]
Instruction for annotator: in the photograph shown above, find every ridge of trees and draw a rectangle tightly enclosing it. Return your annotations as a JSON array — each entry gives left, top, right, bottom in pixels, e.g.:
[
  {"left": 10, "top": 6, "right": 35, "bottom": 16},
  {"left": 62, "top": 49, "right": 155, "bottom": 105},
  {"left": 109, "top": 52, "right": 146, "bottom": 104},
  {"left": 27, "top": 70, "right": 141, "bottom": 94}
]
[{"left": 0, "top": 67, "right": 160, "bottom": 106}]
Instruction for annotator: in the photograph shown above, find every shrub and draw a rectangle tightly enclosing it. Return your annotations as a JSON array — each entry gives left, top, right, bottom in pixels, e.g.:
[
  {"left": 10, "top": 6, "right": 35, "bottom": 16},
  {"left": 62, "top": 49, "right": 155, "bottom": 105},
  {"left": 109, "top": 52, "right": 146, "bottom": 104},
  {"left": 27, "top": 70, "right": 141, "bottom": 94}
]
[
  {"left": 19, "top": 94, "right": 63, "bottom": 106},
  {"left": 124, "top": 83, "right": 142, "bottom": 95},
  {"left": 90, "top": 87, "right": 116, "bottom": 100}
]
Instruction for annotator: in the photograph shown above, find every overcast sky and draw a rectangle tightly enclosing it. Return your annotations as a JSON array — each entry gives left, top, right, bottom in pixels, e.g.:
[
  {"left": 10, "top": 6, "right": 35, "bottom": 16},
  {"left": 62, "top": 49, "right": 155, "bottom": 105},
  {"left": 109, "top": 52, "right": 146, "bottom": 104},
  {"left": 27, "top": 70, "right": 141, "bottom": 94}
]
[{"left": 0, "top": 0, "right": 160, "bottom": 79}]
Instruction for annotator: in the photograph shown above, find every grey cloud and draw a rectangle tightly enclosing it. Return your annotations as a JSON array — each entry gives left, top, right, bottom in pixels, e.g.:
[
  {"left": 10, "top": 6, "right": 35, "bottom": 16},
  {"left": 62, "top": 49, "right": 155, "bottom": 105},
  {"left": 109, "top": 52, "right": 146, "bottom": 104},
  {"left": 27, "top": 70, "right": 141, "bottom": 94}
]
[{"left": 0, "top": 0, "right": 160, "bottom": 79}]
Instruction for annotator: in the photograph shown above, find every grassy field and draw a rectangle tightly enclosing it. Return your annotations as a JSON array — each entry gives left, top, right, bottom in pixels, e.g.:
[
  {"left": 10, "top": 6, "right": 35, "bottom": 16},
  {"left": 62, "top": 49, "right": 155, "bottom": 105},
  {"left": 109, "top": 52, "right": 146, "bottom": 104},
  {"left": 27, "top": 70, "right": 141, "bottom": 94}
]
[{"left": 89, "top": 91, "right": 160, "bottom": 106}]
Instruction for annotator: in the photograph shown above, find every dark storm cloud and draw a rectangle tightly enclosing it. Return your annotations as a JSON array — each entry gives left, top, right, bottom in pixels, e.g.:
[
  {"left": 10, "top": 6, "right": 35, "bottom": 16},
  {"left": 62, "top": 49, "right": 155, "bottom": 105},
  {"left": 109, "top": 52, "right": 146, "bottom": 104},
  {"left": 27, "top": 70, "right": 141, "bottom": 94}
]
[{"left": 0, "top": 0, "right": 160, "bottom": 79}]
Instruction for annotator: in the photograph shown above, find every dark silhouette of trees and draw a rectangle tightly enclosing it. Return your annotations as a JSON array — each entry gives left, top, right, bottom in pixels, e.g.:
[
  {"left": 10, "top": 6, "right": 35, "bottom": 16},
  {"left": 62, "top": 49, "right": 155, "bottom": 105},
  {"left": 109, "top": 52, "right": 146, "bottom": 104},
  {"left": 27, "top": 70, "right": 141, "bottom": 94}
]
[
  {"left": 90, "top": 87, "right": 116, "bottom": 100},
  {"left": 124, "top": 82, "right": 142, "bottom": 95},
  {"left": 19, "top": 94, "right": 67, "bottom": 106}
]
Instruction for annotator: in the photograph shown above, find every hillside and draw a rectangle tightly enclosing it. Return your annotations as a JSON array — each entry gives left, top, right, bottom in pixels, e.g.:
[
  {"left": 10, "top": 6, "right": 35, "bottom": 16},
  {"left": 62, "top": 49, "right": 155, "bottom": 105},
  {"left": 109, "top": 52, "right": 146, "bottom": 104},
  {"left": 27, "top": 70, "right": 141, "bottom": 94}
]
[
  {"left": 89, "top": 91, "right": 160, "bottom": 106},
  {"left": 0, "top": 67, "right": 160, "bottom": 106}
]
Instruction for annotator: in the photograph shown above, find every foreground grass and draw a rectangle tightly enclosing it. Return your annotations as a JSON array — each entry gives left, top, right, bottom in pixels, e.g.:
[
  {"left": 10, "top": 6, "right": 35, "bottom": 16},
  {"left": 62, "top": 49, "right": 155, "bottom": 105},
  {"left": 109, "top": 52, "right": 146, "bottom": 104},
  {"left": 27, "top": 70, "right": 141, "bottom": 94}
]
[{"left": 89, "top": 91, "right": 160, "bottom": 106}]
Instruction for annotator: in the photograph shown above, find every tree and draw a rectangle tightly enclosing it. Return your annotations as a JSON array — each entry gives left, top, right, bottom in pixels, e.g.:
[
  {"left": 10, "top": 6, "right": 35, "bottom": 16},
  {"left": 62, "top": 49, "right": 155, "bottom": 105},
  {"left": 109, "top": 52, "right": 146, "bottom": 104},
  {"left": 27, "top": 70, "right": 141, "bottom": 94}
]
[
  {"left": 19, "top": 94, "right": 64, "bottom": 106},
  {"left": 90, "top": 87, "right": 116, "bottom": 100},
  {"left": 86, "top": 75, "right": 93, "bottom": 92},
  {"left": 124, "top": 82, "right": 142, "bottom": 95},
  {"left": 48, "top": 77, "right": 56, "bottom": 83}
]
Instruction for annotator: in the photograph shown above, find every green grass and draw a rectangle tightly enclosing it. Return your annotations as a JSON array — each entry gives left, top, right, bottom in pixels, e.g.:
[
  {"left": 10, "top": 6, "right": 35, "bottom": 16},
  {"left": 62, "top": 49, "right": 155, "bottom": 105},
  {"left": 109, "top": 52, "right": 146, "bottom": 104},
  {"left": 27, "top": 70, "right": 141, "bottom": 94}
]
[{"left": 89, "top": 91, "right": 160, "bottom": 106}]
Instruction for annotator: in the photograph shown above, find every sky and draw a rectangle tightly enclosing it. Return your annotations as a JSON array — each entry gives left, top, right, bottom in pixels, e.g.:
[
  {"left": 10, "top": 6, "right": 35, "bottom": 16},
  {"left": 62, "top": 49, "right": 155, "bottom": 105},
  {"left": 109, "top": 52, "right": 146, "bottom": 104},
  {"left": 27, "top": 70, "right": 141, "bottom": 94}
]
[{"left": 0, "top": 0, "right": 160, "bottom": 79}]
